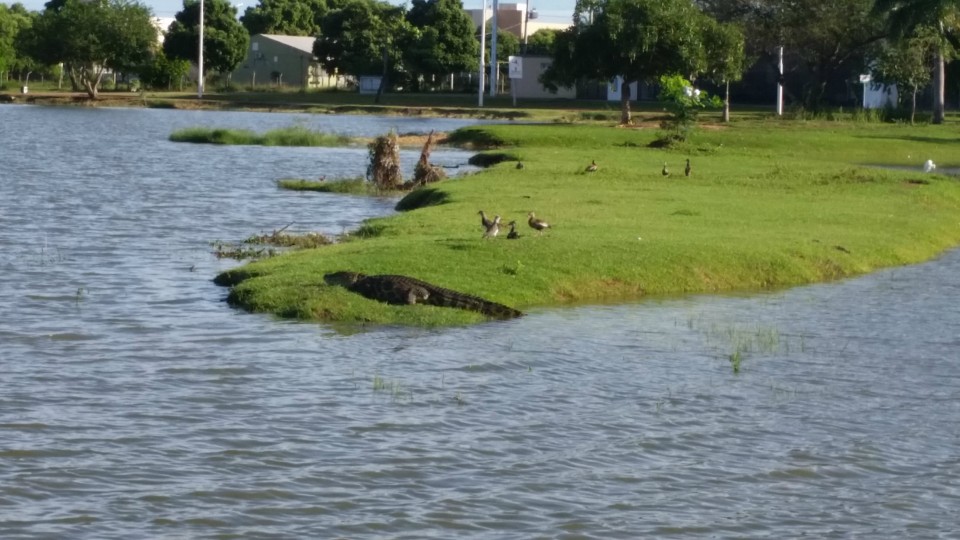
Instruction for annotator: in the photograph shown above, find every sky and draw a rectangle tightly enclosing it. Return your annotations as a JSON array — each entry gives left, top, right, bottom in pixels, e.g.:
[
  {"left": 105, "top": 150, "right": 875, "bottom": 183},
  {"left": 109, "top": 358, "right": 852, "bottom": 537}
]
[{"left": 14, "top": 0, "right": 576, "bottom": 23}]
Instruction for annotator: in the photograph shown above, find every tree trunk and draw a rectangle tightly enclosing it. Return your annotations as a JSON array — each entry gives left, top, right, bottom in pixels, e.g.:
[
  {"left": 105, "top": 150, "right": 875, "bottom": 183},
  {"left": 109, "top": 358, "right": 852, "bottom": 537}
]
[
  {"left": 375, "top": 45, "right": 388, "bottom": 105},
  {"left": 620, "top": 79, "right": 631, "bottom": 125},
  {"left": 722, "top": 80, "right": 731, "bottom": 122},
  {"left": 933, "top": 49, "right": 944, "bottom": 124}
]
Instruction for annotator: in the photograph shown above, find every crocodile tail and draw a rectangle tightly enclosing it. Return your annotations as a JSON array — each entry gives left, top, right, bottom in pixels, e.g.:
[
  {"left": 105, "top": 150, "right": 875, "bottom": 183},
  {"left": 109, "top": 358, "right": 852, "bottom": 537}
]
[{"left": 430, "top": 289, "right": 523, "bottom": 319}]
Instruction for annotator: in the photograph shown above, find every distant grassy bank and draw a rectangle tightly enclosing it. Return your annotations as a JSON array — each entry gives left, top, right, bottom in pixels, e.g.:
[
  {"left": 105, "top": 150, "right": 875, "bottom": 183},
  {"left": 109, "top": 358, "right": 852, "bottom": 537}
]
[{"left": 215, "top": 118, "right": 960, "bottom": 326}]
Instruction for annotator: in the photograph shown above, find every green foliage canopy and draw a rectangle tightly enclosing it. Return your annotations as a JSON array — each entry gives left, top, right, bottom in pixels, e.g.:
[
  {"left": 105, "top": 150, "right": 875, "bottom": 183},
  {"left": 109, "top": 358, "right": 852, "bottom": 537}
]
[
  {"left": 0, "top": 3, "right": 35, "bottom": 78},
  {"left": 404, "top": 0, "right": 478, "bottom": 79},
  {"left": 164, "top": 0, "right": 249, "bottom": 76},
  {"left": 240, "top": 0, "right": 328, "bottom": 36},
  {"left": 313, "top": 0, "right": 411, "bottom": 78},
  {"left": 542, "top": 0, "right": 720, "bottom": 124},
  {"left": 22, "top": 0, "right": 157, "bottom": 97}
]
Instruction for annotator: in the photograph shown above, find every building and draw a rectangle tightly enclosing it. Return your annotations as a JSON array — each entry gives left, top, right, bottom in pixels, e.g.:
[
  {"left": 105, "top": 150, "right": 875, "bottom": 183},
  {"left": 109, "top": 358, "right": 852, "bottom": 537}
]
[
  {"left": 465, "top": 3, "right": 570, "bottom": 41},
  {"left": 233, "top": 34, "right": 343, "bottom": 90},
  {"left": 510, "top": 56, "right": 574, "bottom": 99}
]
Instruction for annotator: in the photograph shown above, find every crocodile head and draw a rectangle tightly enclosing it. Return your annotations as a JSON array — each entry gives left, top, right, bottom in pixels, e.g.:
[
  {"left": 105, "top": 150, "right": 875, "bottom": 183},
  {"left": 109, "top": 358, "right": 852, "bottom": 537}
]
[{"left": 324, "top": 271, "right": 366, "bottom": 287}]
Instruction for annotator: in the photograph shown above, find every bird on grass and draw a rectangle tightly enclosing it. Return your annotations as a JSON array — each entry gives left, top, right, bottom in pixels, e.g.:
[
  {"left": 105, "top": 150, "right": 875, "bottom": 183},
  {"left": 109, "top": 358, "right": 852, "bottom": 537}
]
[
  {"left": 516, "top": 161, "right": 525, "bottom": 170},
  {"left": 684, "top": 159, "right": 691, "bottom": 177},
  {"left": 483, "top": 215, "right": 501, "bottom": 239},
  {"left": 923, "top": 159, "right": 936, "bottom": 173},
  {"left": 478, "top": 210, "right": 493, "bottom": 230},
  {"left": 586, "top": 160, "right": 599, "bottom": 172},
  {"left": 506, "top": 220, "right": 521, "bottom": 239},
  {"left": 528, "top": 212, "right": 551, "bottom": 236},
  {"left": 662, "top": 162, "right": 670, "bottom": 177}
]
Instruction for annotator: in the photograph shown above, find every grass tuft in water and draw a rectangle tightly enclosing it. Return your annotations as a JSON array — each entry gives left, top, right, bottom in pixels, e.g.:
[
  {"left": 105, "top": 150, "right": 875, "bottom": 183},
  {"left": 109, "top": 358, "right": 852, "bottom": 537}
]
[{"left": 170, "top": 126, "right": 355, "bottom": 147}]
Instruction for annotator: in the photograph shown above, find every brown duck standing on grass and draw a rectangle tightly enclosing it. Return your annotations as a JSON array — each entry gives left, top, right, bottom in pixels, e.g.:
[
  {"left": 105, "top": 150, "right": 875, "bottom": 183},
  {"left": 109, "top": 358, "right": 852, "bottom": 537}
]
[
  {"left": 506, "top": 220, "right": 520, "bottom": 239},
  {"left": 684, "top": 158, "right": 691, "bottom": 177},
  {"left": 586, "top": 160, "right": 599, "bottom": 172},
  {"left": 483, "top": 215, "right": 501, "bottom": 239},
  {"left": 516, "top": 161, "right": 524, "bottom": 170},
  {"left": 528, "top": 212, "right": 551, "bottom": 236},
  {"left": 478, "top": 210, "right": 493, "bottom": 231},
  {"left": 662, "top": 162, "right": 670, "bottom": 177}
]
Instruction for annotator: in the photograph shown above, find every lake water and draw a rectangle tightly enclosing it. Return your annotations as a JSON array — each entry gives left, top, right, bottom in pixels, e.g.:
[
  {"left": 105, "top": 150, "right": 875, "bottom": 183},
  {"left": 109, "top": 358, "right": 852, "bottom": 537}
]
[{"left": 1, "top": 105, "right": 959, "bottom": 538}]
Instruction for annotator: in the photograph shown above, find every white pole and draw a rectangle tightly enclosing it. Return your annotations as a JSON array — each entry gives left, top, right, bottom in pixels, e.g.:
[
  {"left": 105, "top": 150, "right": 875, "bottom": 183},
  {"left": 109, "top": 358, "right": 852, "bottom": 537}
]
[
  {"left": 479, "top": 1, "right": 486, "bottom": 106},
  {"left": 489, "top": 0, "right": 498, "bottom": 97},
  {"left": 198, "top": 0, "right": 205, "bottom": 99},
  {"left": 776, "top": 45, "right": 783, "bottom": 116}
]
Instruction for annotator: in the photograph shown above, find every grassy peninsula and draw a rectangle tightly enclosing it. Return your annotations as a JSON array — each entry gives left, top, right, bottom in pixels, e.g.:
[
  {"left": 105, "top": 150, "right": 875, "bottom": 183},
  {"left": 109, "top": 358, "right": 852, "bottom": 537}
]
[{"left": 215, "top": 118, "right": 960, "bottom": 326}]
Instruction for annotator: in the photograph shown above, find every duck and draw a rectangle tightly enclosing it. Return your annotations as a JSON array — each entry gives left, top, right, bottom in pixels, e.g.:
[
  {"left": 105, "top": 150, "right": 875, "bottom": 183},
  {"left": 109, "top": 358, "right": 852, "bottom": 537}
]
[
  {"left": 478, "top": 210, "right": 493, "bottom": 230},
  {"left": 923, "top": 159, "right": 936, "bottom": 173},
  {"left": 516, "top": 161, "right": 524, "bottom": 170},
  {"left": 586, "top": 160, "right": 598, "bottom": 172},
  {"left": 662, "top": 162, "right": 670, "bottom": 177},
  {"left": 506, "top": 220, "right": 520, "bottom": 239},
  {"left": 483, "top": 215, "right": 501, "bottom": 239},
  {"left": 528, "top": 212, "right": 551, "bottom": 236},
  {"left": 684, "top": 159, "right": 691, "bottom": 177}
]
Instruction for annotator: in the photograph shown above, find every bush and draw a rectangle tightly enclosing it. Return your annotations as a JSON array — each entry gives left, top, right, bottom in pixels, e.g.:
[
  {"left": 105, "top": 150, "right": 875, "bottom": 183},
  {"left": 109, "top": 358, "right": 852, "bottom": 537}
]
[{"left": 657, "top": 74, "right": 721, "bottom": 143}]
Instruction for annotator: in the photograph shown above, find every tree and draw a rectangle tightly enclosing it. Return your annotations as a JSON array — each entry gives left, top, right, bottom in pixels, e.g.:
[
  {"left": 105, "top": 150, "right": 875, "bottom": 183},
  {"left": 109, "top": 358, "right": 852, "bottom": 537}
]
[
  {"left": 700, "top": 0, "right": 885, "bottom": 111},
  {"left": 701, "top": 19, "right": 746, "bottom": 122},
  {"left": 240, "top": 0, "right": 327, "bottom": 36},
  {"left": 525, "top": 28, "right": 559, "bottom": 56},
  {"left": 0, "top": 3, "right": 35, "bottom": 82},
  {"left": 482, "top": 21, "right": 520, "bottom": 65},
  {"left": 872, "top": 0, "right": 959, "bottom": 124},
  {"left": 314, "top": 0, "right": 411, "bottom": 102},
  {"left": 22, "top": 0, "right": 157, "bottom": 98},
  {"left": 872, "top": 28, "right": 937, "bottom": 123},
  {"left": 542, "top": 0, "right": 716, "bottom": 124},
  {"left": 139, "top": 49, "right": 192, "bottom": 90},
  {"left": 164, "top": 0, "right": 249, "bottom": 82},
  {"left": 404, "top": 0, "right": 477, "bottom": 87}
]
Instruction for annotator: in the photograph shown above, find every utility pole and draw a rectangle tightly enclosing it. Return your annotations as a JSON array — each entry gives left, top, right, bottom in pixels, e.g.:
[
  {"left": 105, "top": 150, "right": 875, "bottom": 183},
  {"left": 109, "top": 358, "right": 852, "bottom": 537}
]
[
  {"left": 776, "top": 46, "right": 783, "bottom": 116},
  {"left": 489, "top": 0, "right": 498, "bottom": 98},
  {"left": 479, "top": 1, "right": 486, "bottom": 106},
  {"left": 198, "top": 0, "right": 204, "bottom": 99}
]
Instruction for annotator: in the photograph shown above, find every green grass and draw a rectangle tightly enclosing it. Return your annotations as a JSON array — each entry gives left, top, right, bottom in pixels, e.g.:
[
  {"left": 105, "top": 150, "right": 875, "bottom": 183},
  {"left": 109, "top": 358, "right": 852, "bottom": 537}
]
[
  {"left": 169, "top": 125, "right": 355, "bottom": 146},
  {"left": 215, "top": 118, "right": 960, "bottom": 327}
]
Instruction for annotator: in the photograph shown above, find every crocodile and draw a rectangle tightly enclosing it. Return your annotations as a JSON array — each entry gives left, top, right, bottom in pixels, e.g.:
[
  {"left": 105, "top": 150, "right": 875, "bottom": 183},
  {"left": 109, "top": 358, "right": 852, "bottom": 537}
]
[{"left": 324, "top": 271, "right": 523, "bottom": 320}]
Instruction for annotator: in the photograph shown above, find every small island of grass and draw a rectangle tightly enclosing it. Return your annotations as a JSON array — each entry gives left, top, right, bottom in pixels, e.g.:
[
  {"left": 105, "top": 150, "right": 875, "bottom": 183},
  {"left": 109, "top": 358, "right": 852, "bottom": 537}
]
[
  {"left": 170, "top": 125, "right": 356, "bottom": 146},
  {"left": 215, "top": 118, "right": 960, "bottom": 327}
]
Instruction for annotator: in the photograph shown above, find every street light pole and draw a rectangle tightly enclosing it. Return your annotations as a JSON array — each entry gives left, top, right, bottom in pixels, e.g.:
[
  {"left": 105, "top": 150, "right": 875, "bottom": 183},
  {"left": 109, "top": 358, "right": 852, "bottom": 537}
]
[
  {"left": 478, "top": 1, "right": 486, "bottom": 106},
  {"left": 489, "top": 0, "right": 498, "bottom": 97},
  {"left": 198, "top": 0, "right": 205, "bottom": 99}
]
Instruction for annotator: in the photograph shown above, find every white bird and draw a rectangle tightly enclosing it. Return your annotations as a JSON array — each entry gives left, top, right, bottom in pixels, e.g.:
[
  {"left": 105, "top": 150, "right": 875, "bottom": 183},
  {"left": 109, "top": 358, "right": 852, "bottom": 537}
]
[{"left": 923, "top": 159, "right": 936, "bottom": 173}]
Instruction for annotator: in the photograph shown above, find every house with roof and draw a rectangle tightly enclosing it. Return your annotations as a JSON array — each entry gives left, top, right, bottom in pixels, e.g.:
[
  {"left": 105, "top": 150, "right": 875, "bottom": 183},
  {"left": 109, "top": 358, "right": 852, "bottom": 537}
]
[{"left": 233, "top": 34, "right": 343, "bottom": 90}]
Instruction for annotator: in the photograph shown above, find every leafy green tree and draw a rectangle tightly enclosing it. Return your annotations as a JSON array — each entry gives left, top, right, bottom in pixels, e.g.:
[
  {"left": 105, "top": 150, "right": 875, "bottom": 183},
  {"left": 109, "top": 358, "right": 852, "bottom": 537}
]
[
  {"left": 164, "top": 0, "right": 249, "bottom": 82},
  {"left": 700, "top": 0, "right": 885, "bottom": 111},
  {"left": 404, "top": 0, "right": 477, "bottom": 86},
  {"left": 658, "top": 74, "right": 721, "bottom": 141},
  {"left": 542, "top": 0, "right": 715, "bottom": 124},
  {"left": 482, "top": 22, "right": 520, "bottom": 64},
  {"left": 525, "top": 28, "right": 559, "bottom": 55},
  {"left": 314, "top": 0, "right": 411, "bottom": 102},
  {"left": 701, "top": 18, "right": 746, "bottom": 122},
  {"left": 139, "top": 49, "right": 192, "bottom": 90},
  {"left": 240, "top": 0, "right": 327, "bottom": 36},
  {"left": 22, "top": 0, "right": 157, "bottom": 98},
  {"left": 872, "top": 28, "right": 937, "bottom": 123},
  {"left": 0, "top": 3, "right": 35, "bottom": 82},
  {"left": 872, "top": 0, "right": 959, "bottom": 124}
]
